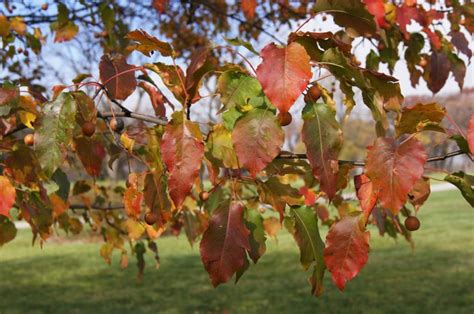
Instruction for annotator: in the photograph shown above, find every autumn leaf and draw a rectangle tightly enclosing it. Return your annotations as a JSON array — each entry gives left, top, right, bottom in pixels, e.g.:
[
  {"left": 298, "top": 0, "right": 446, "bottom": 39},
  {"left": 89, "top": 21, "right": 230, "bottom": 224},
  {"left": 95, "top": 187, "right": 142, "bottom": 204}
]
[
  {"left": 363, "top": 0, "right": 388, "bottom": 28},
  {"left": 74, "top": 137, "right": 106, "bottom": 177},
  {"left": 302, "top": 102, "right": 343, "bottom": 200},
  {"left": 99, "top": 54, "right": 137, "bottom": 100},
  {"left": 396, "top": 103, "right": 446, "bottom": 136},
  {"left": 315, "top": 0, "right": 377, "bottom": 36},
  {"left": 200, "top": 200, "right": 250, "bottom": 286},
  {"left": 138, "top": 81, "right": 166, "bottom": 117},
  {"left": 354, "top": 174, "right": 377, "bottom": 219},
  {"left": 408, "top": 177, "right": 431, "bottom": 211},
  {"left": 232, "top": 109, "right": 284, "bottom": 177},
  {"left": 0, "top": 176, "right": 16, "bottom": 218},
  {"left": 205, "top": 124, "right": 239, "bottom": 169},
  {"left": 365, "top": 137, "right": 427, "bottom": 214},
  {"left": 217, "top": 71, "right": 265, "bottom": 113},
  {"left": 126, "top": 29, "right": 173, "bottom": 57},
  {"left": 51, "top": 21, "right": 78, "bottom": 43},
  {"left": 290, "top": 206, "right": 326, "bottom": 296},
  {"left": 444, "top": 172, "right": 474, "bottom": 207},
  {"left": 241, "top": 0, "right": 257, "bottom": 20},
  {"left": 185, "top": 47, "right": 215, "bottom": 104},
  {"left": 258, "top": 176, "right": 303, "bottom": 220},
  {"left": 124, "top": 186, "right": 144, "bottom": 218},
  {"left": 468, "top": 113, "right": 474, "bottom": 154},
  {"left": 256, "top": 42, "right": 311, "bottom": 114},
  {"left": 145, "top": 62, "right": 185, "bottom": 103},
  {"left": 35, "top": 93, "right": 76, "bottom": 177},
  {"left": 161, "top": 111, "right": 204, "bottom": 209},
  {"left": 324, "top": 214, "right": 370, "bottom": 291},
  {"left": 426, "top": 51, "right": 450, "bottom": 94},
  {"left": 143, "top": 172, "right": 172, "bottom": 228},
  {"left": 244, "top": 207, "right": 266, "bottom": 264},
  {"left": 152, "top": 0, "right": 168, "bottom": 13}
]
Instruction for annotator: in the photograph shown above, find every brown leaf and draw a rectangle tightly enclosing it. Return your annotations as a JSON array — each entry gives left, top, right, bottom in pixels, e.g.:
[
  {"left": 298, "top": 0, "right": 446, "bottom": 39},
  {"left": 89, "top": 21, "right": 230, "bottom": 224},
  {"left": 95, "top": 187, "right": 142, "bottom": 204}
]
[
  {"left": 256, "top": 42, "right": 311, "bottom": 114},
  {"left": 200, "top": 200, "right": 250, "bottom": 286},
  {"left": 324, "top": 214, "right": 370, "bottom": 291},
  {"left": 365, "top": 137, "right": 427, "bottom": 214},
  {"left": 99, "top": 54, "right": 137, "bottom": 100},
  {"left": 126, "top": 29, "right": 173, "bottom": 57},
  {"left": 152, "top": 0, "right": 168, "bottom": 13},
  {"left": 426, "top": 51, "right": 450, "bottom": 94}
]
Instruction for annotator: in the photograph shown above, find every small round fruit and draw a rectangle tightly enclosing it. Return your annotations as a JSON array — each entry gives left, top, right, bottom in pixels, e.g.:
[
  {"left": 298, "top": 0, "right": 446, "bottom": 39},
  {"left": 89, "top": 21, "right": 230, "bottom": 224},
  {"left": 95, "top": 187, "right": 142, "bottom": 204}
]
[
  {"left": 305, "top": 85, "right": 322, "bottom": 102},
  {"left": 322, "top": 15, "right": 327, "bottom": 22},
  {"left": 377, "top": 42, "right": 385, "bottom": 50},
  {"left": 404, "top": 216, "right": 420, "bottom": 231},
  {"left": 24, "top": 134, "right": 34, "bottom": 146},
  {"left": 109, "top": 118, "right": 124, "bottom": 132},
  {"left": 278, "top": 111, "right": 292, "bottom": 126},
  {"left": 199, "top": 191, "right": 209, "bottom": 202},
  {"left": 144, "top": 212, "right": 159, "bottom": 225},
  {"left": 419, "top": 57, "right": 428, "bottom": 67},
  {"left": 41, "top": 3, "right": 49, "bottom": 10},
  {"left": 81, "top": 121, "right": 96, "bottom": 137}
]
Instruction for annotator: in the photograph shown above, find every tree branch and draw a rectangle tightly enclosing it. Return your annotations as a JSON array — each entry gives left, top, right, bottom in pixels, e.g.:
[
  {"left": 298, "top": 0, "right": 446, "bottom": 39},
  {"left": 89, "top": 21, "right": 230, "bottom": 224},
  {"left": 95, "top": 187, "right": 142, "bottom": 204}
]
[{"left": 276, "top": 150, "right": 468, "bottom": 166}]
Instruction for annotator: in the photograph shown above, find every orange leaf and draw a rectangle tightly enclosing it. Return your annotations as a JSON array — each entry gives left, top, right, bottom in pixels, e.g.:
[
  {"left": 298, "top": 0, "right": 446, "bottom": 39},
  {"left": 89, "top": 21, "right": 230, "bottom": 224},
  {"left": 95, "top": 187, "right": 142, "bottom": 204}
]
[
  {"left": 99, "top": 54, "right": 137, "bottom": 100},
  {"left": 0, "top": 176, "right": 15, "bottom": 218},
  {"left": 468, "top": 113, "right": 474, "bottom": 154},
  {"left": 124, "top": 186, "right": 143, "bottom": 218},
  {"left": 241, "top": 0, "right": 257, "bottom": 20}
]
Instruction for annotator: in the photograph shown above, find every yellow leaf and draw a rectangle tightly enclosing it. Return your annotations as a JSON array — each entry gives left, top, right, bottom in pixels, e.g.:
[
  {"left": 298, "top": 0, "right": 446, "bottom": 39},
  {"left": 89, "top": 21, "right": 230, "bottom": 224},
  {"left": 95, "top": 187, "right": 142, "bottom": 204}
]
[
  {"left": 18, "top": 110, "right": 36, "bottom": 129},
  {"left": 123, "top": 218, "right": 145, "bottom": 240},
  {"left": 120, "top": 132, "right": 135, "bottom": 152},
  {"left": 384, "top": 3, "right": 396, "bottom": 23},
  {"left": 10, "top": 17, "right": 26, "bottom": 35}
]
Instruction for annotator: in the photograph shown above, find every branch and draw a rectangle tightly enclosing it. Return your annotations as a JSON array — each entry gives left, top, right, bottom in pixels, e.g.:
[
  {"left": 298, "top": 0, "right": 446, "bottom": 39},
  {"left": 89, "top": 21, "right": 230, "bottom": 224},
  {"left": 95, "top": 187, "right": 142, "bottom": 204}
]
[
  {"left": 70, "top": 204, "right": 124, "bottom": 211},
  {"left": 99, "top": 111, "right": 167, "bottom": 125},
  {"left": 277, "top": 150, "right": 467, "bottom": 166}
]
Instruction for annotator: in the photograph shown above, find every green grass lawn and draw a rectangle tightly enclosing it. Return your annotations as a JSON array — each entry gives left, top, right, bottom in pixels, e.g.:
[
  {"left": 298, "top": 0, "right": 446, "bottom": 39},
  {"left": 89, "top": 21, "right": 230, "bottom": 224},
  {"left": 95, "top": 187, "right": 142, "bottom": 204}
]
[{"left": 0, "top": 190, "right": 473, "bottom": 314}]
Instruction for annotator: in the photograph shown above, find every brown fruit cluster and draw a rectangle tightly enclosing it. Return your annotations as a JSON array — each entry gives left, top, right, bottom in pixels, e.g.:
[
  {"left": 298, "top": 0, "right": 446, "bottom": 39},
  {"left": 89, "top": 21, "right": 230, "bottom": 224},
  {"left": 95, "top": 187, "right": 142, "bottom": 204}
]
[
  {"left": 110, "top": 118, "right": 124, "bottom": 132},
  {"left": 82, "top": 121, "right": 96, "bottom": 137},
  {"left": 145, "top": 212, "right": 159, "bottom": 225},
  {"left": 24, "top": 134, "right": 34, "bottom": 146},
  {"left": 304, "top": 85, "right": 322, "bottom": 103},
  {"left": 277, "top": 111, "right": 292, "bottom": 126},
  {"left": 404, "top": 216, "right": 420, "bottom": 231}
]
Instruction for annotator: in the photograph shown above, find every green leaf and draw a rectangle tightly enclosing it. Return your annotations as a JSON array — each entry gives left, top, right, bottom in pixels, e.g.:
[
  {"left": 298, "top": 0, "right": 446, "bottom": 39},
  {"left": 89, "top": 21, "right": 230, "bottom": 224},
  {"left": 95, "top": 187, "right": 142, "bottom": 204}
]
[
  {"left": 244, "top": 207, "right": 266, "bottom": 263},
  {"left": 289, "top": 206, "right": 326, "bottom": 297},
  {"left": 217, "top": 71, "right": 265, "bottom": 113},
  {"left": 223, "top": 37, "right": 259, "bottom": 55},
  {"left": 51, "top": 168, "right": 70, "bottom": 201},
  {"left": 205, "top": 124, "right": 239, "bottom": 169},
  {"left": 314, "top": 0, "right": 377, "bottom": 36},
  {"left": 302, "top": 102, "right": 343, "bottom": 200},
  {"left": 258, "top": 176, "right": 303, "bottom": 219},
  {"left": 35, "top": 93, "right": 77, "bottom": 177},
  {"left": 444, "top": 172, "right": 474, "bottom": 207}
]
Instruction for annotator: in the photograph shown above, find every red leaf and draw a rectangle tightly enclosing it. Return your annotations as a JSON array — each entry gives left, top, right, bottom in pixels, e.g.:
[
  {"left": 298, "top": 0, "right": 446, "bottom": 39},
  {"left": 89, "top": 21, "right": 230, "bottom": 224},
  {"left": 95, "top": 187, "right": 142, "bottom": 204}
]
[
  {"left": 365, "top": 137, "right": 427, "bottom": 214},
  {"left": 396, "top": 4, "right": 423, "bottom": 38},
  {"left": 324, "top": 214, "right": 370, "bottom": 291},
  {"left": 363, "top": 0, "right": 387, "bottom": 28},
  {"left": 124, "top": 186, "right": 143, "bottom": 218},
  {"left": 468, "top": 113, "right": 474, "bottom": 154},
  {"left": 299, "top": 186, "right": 318, "bottom": 206},
  {"left": 99, "top": 54, "right": 137, "bottom": 100},
  {"left": 232, "top": 109, "right": 284, "bottom": 177},
  {"left": 427, "top": 51, "right": 450, "bottom": 94},
  {"left": 354, "top": 174, "right": 377, "bottom": 219},
  {"left": 0, "top": 176, "right": 15, "bottom": 218},
  {"left": 74, "top": 137, "right": 106, "bottom": 177},
  {"left": 200, "top": 200, "right": 250, "bottom": 286},
  {"left": 138, "top": 81, "right": 166, "bottom": 117},
  {"left": 256, "top": 42, "right": 311, "bottom": 114},
  {"left": 241, "top": 0, "right": 257, "bottom": 20},
  {"left": 161, "top": 111, "right": 204, "bottom": 208}
]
